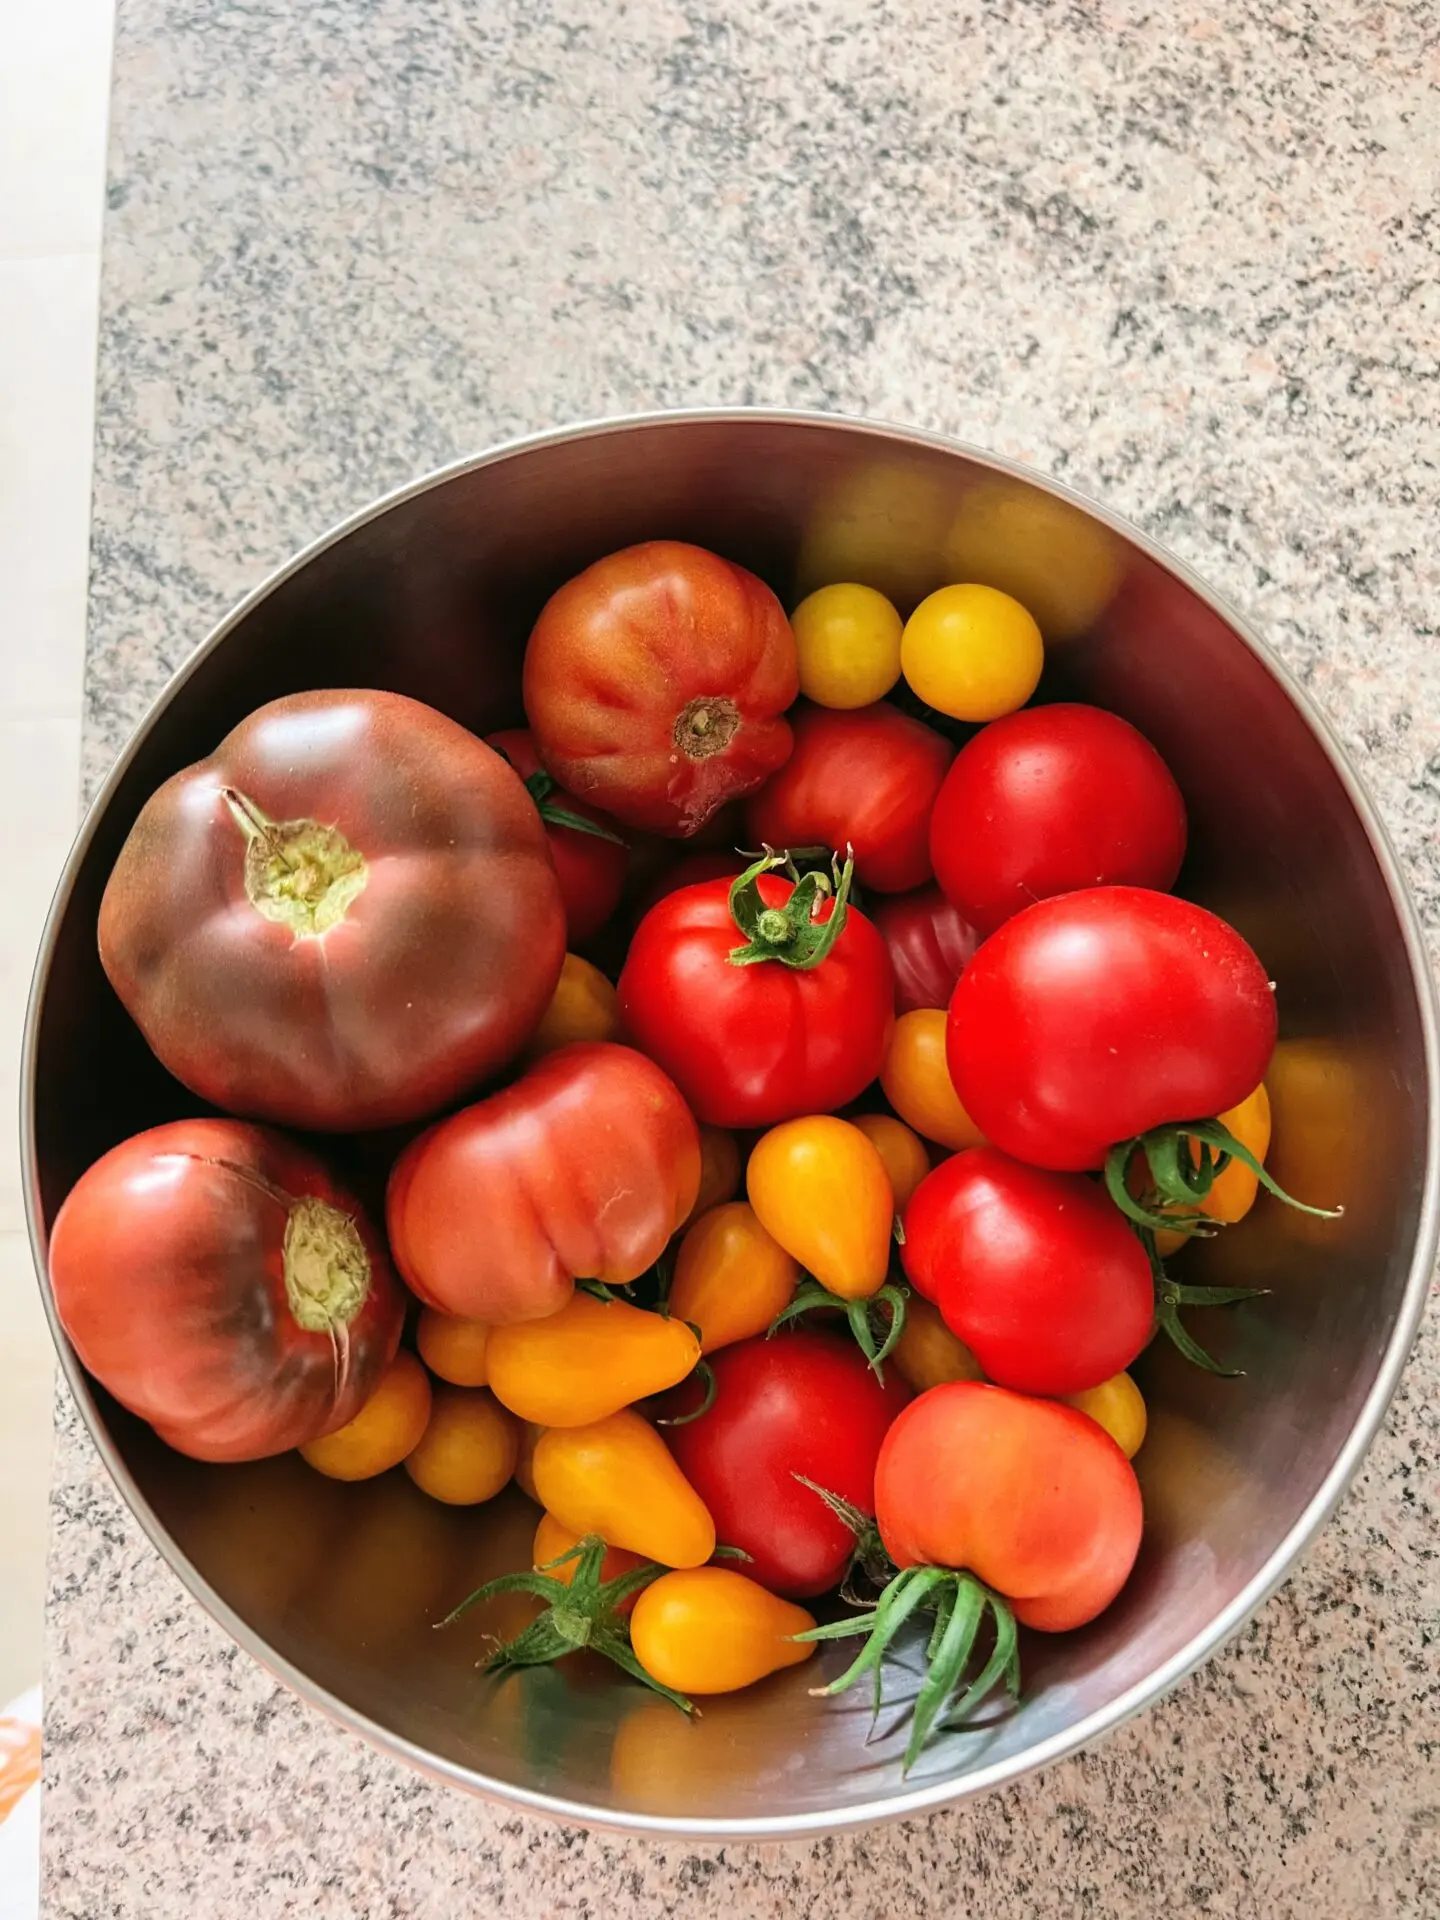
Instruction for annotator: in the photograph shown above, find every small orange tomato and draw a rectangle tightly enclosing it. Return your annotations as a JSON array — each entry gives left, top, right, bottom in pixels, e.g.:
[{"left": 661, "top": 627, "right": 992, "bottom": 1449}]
[
  {"left": 680, "top": 1125, "right": 743, "bottom": 1229},
  {"left": 850, "top": 1112, "right": 932, "bottom": 1212},
  {"left": 1065, "top": 1371, "right": 1147, "bottom": 1459},
  {"left": 881, "top": 1007, "right": 986, "bottom": 1150},
  {"left": 486, "top": 1293, "right": 700, "bottom": 1427},
  {"left": 513, "top": 1420, "right": 545, "bottom": 1502},
  {"left": 532, "top": 1410, "right": 716, "bottom": 1568},
  {"left": 525, "top": 953, "right": 620, "bottom": 1058},
  {"left": 630, "top": 1568, "right": 816, "bottom": 1694},
  {"left": 533, "top": 1512, "right": 647, "bottom": 1614},
  {"left": 747, "top": 1115, "right": 893, "bottom": 1300},
  {"left": 1153, "top": 1083, "right": 1273, "bottom": 1256},
  {"left": 299, "top": 1349, "right": 431, "bottom": 1481},
  {"left": 404, "top": 1386, "right": 519, "bottom": 1505},
  {"left": 668, "top": 1201, "right": 800, "bottom": 1352},
  {"left": 415, "top": 1309, "right": 491, "bottom": 1387},
  {"left": 891, "top": 1295, "right": 984, "bottom": 1394}
]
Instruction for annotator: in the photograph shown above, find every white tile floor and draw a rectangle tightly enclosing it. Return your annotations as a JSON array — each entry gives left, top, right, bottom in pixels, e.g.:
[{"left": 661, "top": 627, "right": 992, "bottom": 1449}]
[{"left": 0, "top": 0, "right": 116, "bottom": 1709}]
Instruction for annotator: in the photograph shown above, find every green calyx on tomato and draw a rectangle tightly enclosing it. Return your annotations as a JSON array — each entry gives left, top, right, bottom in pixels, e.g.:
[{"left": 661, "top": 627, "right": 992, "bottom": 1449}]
[
  {"left": 521, "top": 768, "right": 627, "bottom": 847},
  {"left": 1104, "top": 1118, "right": 1343, "bottom": 1240},
  {"left": 769, "top": 1276, "right": 909, "bottom": 1374},
  {"left": 727, "top": 848, "right": 855, "bottom": 970},
  {"left": 222, "top": 787, "right": 369, "bottom": 938},
  {"left": 790, "top": 1474, "right": 892, "bottom": 1603},
  {"left": 1138, "top": 1226, "right": 1270, "bottom": 1378}
]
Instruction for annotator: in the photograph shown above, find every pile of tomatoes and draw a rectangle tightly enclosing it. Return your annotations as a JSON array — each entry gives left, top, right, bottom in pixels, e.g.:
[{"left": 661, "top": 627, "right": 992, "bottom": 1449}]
[{"left": 48, "top": 539, "right": 1328, "bottom": 1768}]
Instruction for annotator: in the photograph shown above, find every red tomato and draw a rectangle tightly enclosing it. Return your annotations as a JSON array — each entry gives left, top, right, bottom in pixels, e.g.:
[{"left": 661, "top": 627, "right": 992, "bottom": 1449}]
[
  {"left": 929, "top": 704, "right": 1187, "bottom": 936},
  {"left": 617, "top": 859, "right": 894, "bottom": 1128},
  {"left": 386, "top": 1041, "right": 701, "bottom": 1322},
  {"left": 486, "top": 727, "right": 628, "bottom": 944},
  {"left": 48, "top": 1119, "right": 403, "bottom": 1462},
  {"left": 869, "top": 884, "right": 979, "bottom": 1015},
  {"left": 664, "top": 1331, "right": 911, "bottom": 1597},
  {"left": 98, "top": 690, "right": 566, "bottom": 1131},
  {"left": 948, "top": 886, "right": 1277, "bottom": 1171},
  {"left": 743, "top": 702, "right": 953, "bottom": 892},
  {"left": 902, "top": 1148, "right": 1153, "bottom": 1394},
  {"left": 876, "top": 1381, "right": 1142, "bottom": 1630},
  {"left": 524, "top": 542, "right": 798, "bottom": 838}
]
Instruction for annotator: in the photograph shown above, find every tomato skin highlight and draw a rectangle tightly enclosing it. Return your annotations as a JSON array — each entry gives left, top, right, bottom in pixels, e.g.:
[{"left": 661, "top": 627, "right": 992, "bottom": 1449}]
[
  {"left": 617, "top": 874, "right": 894, "bottom": 1129},
  {"left": 902, "top": 1148, "right": 1154, "bottom": 1396},
  {"left": 486, "top": 727, "right": 629, "bottom": 944},
  {"left": 630, "top": 1568, "right": 817, "bottom": 1694},
  {"left": 876, "top": 1381, "right": 1143, "bottom": 1631},
  {"left": 870, "top": 884, "right": 979, "bottom": 1016},
  {"left": 744, "top": 702, "right": 954, "bottom": 893},
  {"left": 929, "top": 704, "right": 1187, "bottom": 937},
  {"left": 523, "top": 541, "right": 798, "bottom": 838},
  {"left": 49, "top": 1119, "right": 404, "bottom": 1462},
  {"left": 947, "top": 886, "right": 1278, "bottom": 1172}
]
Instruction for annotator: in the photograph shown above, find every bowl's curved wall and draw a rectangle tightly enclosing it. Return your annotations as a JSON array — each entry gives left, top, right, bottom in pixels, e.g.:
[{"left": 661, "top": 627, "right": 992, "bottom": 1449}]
[{"left": 23, "top": 414, "right": 1436, "bottom": 1835}]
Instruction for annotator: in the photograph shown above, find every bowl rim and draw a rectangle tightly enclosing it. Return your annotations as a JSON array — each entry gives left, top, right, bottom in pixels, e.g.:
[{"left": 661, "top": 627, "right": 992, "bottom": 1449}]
[{"left": 21, "top": 405, "right": 1440, "bottom": 1839}]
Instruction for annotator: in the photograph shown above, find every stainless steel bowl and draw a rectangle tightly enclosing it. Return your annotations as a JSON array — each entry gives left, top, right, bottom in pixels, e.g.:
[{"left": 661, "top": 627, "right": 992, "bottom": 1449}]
[{"left": 22, "top": 411, "right": 1438, "bottom": 1838}]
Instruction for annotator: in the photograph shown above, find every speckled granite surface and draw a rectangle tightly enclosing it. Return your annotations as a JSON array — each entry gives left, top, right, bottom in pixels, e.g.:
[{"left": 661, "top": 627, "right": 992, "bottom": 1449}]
[{"left": 45, "top": 0, "right": 1439, "bottom": 1913}]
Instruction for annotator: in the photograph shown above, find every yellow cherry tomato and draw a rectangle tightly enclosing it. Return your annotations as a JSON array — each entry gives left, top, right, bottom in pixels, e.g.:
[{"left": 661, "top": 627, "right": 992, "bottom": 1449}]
[
  {"left": 790, "top": 582, "right": 903, "bottom": 709},
  {"left": 630, "top": 1567, "right": 817, "bottom": 1694},
  {"left": 403, "top": 1386, "right": 519, "bottom": 1505},
  {"left": 532, "top": 1410, "right": 716, "bottom": 1568},
  {"left": 850, "top": 1112, "right": 932, "bottom": 1212},
  {"left": 891, "top": 1296, "right": 984, "bottom": 1394},
  {"left": 513, "top": 1421, "right": 545, "bottom": 1502},
  {"left": 299, "top": 1349, "right": 431, "bottom": 1481},
  {"left": 668, "top": 1200, "right": 800, "bottom": 1353},
  {"left": 680, "top": 1125, "right": 743, "bottom": 1230},
  {"left": 525, "top": 952, "right": 620, "bottom": 1058},
  {"left": 901, "top": 582, "right": 1043, "bottom": 721},
  {"left": 415, "top": 1309, "right": 491, "bottom": 1387},
  {"left": 1150, "top": 1082, "right": 1272, "bottom": 1256},
  {"left": 532, "top": 1512, "right": 647, "bottom": 1611},
  {"left": 487, "top": 1292, "right": 700, "bottom": 1428},
  {"left": 880, "top": 1008, "right": 986, "bottom": 1151},
  {"left": 746, "top": 1115, "right": 893, "bottom": 1300},
  {"left": 1065, "top": 1371, "right": 1147, "bottom": 1459}
]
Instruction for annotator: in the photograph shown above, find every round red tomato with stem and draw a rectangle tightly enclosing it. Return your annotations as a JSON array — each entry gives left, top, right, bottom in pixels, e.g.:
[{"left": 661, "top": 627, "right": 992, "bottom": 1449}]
[
  {"left": 662, "top": 1330, "right": 911, "bottom": 1598},
  {"left": 617, "top": 850, "right": 895, "bottom": 1128},
  {"left": 901, "top": 1148, "right": 1154, "bottom": 1395},
  {"left": 929, "top": 704, "right": 1187, "bottom": 936},
  {"left": 744, "top": 702, "right": 954, "bottom": 892},
  {"left": 486, "top": 727, "right": 629, "bottom": 944},
  {"left": 524, "top": 541, "right": 798, "bottom": 838},
  {"left": 98, "top": 689, "right": 566, "bottom": 1131},
  {"left": 386, "top": 1041, "right": 701, "bottom": 1323},
  {"left": 48, "top": 1119, "right": 404, "bottom": 1462},
  {"left": 869, "top": 884, "right": 979, "bottom": 1015}
]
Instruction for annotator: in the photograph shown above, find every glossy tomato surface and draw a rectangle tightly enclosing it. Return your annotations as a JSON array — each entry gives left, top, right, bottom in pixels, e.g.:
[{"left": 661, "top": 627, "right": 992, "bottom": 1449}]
[
  {"left": 386, "top": 1041, "right": 701, "bottom": 1322},
  {"left": 664, "top": 1331, "right": 911, "bottom": 1597},
  {"left": 99, "top": 690, "right": 566, "bottom": 1131},
  {"left": 617, "top": 874, "right": 894, "bottom": 1128},
  {"left": 744, "top": 701, "right": 953, "bottom": 892},
  {"left": 524, "top": 541, "right": 798, "bottom": 838},
  {"left": 869, "top": 884, "right": 979, "bottom": 1015},
  {"left": 902, "top": 1148, "right": 1154, "bottom": 1394},
  {"left": 486, "top": 726, "right": 629, "bottom": 943},
  {"left": 48, "top": 1119, "right": 404, "bottom": 1462},
  {"left": 948, "top": 886, "right": 1278, "bottom": 1170},
  {"left": 930, "top": 704, "right": 1187, "bottom": 935}
]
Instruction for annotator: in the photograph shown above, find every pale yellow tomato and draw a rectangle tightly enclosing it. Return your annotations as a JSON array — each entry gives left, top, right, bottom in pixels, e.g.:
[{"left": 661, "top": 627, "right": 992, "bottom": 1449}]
[
  {"left": 790, "top": 582, "right": 903, "bottom": 709},
  {"left": 901, "top": 583, "right": 1043, "bottom": 721}
]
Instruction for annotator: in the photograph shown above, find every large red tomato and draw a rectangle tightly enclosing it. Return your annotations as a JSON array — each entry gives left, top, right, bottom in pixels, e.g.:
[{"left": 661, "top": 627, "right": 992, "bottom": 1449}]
[
  {"left": 386, "top": 1041, "right": 700, "bottom": 1323},
  {"left": 663, "top": 1331, "right": 911, "bottom": 1597},
  {"left": 486, "top": 727, "right": 629, "bottom": 944},
  {"left": 98, "top": 690, "right": 565, "bottom": 1131},
  {"left": 869, "top": 884, "right": 978, "bottom": 1014},
  {"left": 929, "top": 703, "right": 1187, "bottom": 935},
  {"left": 902, "top": 1148, "right": 1153, "bottom": 1394},
  {"left": 947, "top": 886, "right": 1277, "bottom": 1171},
  {"left": 743, "top": 702, "right": 953, "bottom": 892},
  {"left": 48, "top": 1119, "right": 403, "bottom": 1462},
  {"left": 617, "top": 856, "right": 894, "bottom": 1128},
  {"left": 876, "top": 1381, "right": 1143, "bottom": 1630},
  {"left": 523, "top": 542, "right": 798, "bottom": 838}
]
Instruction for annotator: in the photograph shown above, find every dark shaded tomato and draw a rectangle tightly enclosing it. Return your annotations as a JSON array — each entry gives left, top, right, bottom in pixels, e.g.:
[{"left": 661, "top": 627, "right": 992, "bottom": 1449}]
[
  {"left": 869, "top": 884, "right": 979, "bottom": 1014},
  {"left": 663, "top": 1331, "right": 911, "bottom": 1597},
  {"left": 929, "top": 703, "right": 1187, "bottom": 935},
  {"left": 99, "top": 689, "right": 565, "bottom": 1131},
  {"left": 743, "top": 702, "right": 953, "bottom": 892},
  {"left": 486, "top": 727, "right": 629, "bottom": 944},
  {"left": 947, "top": 886, "right": 1277, "bottom": 1171},
  {"left": 632, "top": 848, "right": 749, "bottom": 924},
  {"left": 524, "top": 542, "right": 798, "bottom": 838},
  {"left": 48, "top": 1119, "right": 403, "bottom": 1462},
  {"left": 902, "top": 1148, "right": 1153, "bottom": 1394},
  {"left": 386, "top": 1041, "right": 701, "bottom": 1323}
]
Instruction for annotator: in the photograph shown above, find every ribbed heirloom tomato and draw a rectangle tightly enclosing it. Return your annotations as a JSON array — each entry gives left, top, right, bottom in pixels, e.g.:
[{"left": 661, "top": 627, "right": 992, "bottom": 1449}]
[{"left": 869, "top": 884, "right": 979, "bottom": 1016}]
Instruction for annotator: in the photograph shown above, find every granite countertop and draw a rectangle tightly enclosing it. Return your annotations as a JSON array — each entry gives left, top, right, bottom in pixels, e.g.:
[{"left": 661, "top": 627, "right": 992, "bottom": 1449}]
[{"left": 44, "top": 1, "right": 1439, "bottom": 1914}]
